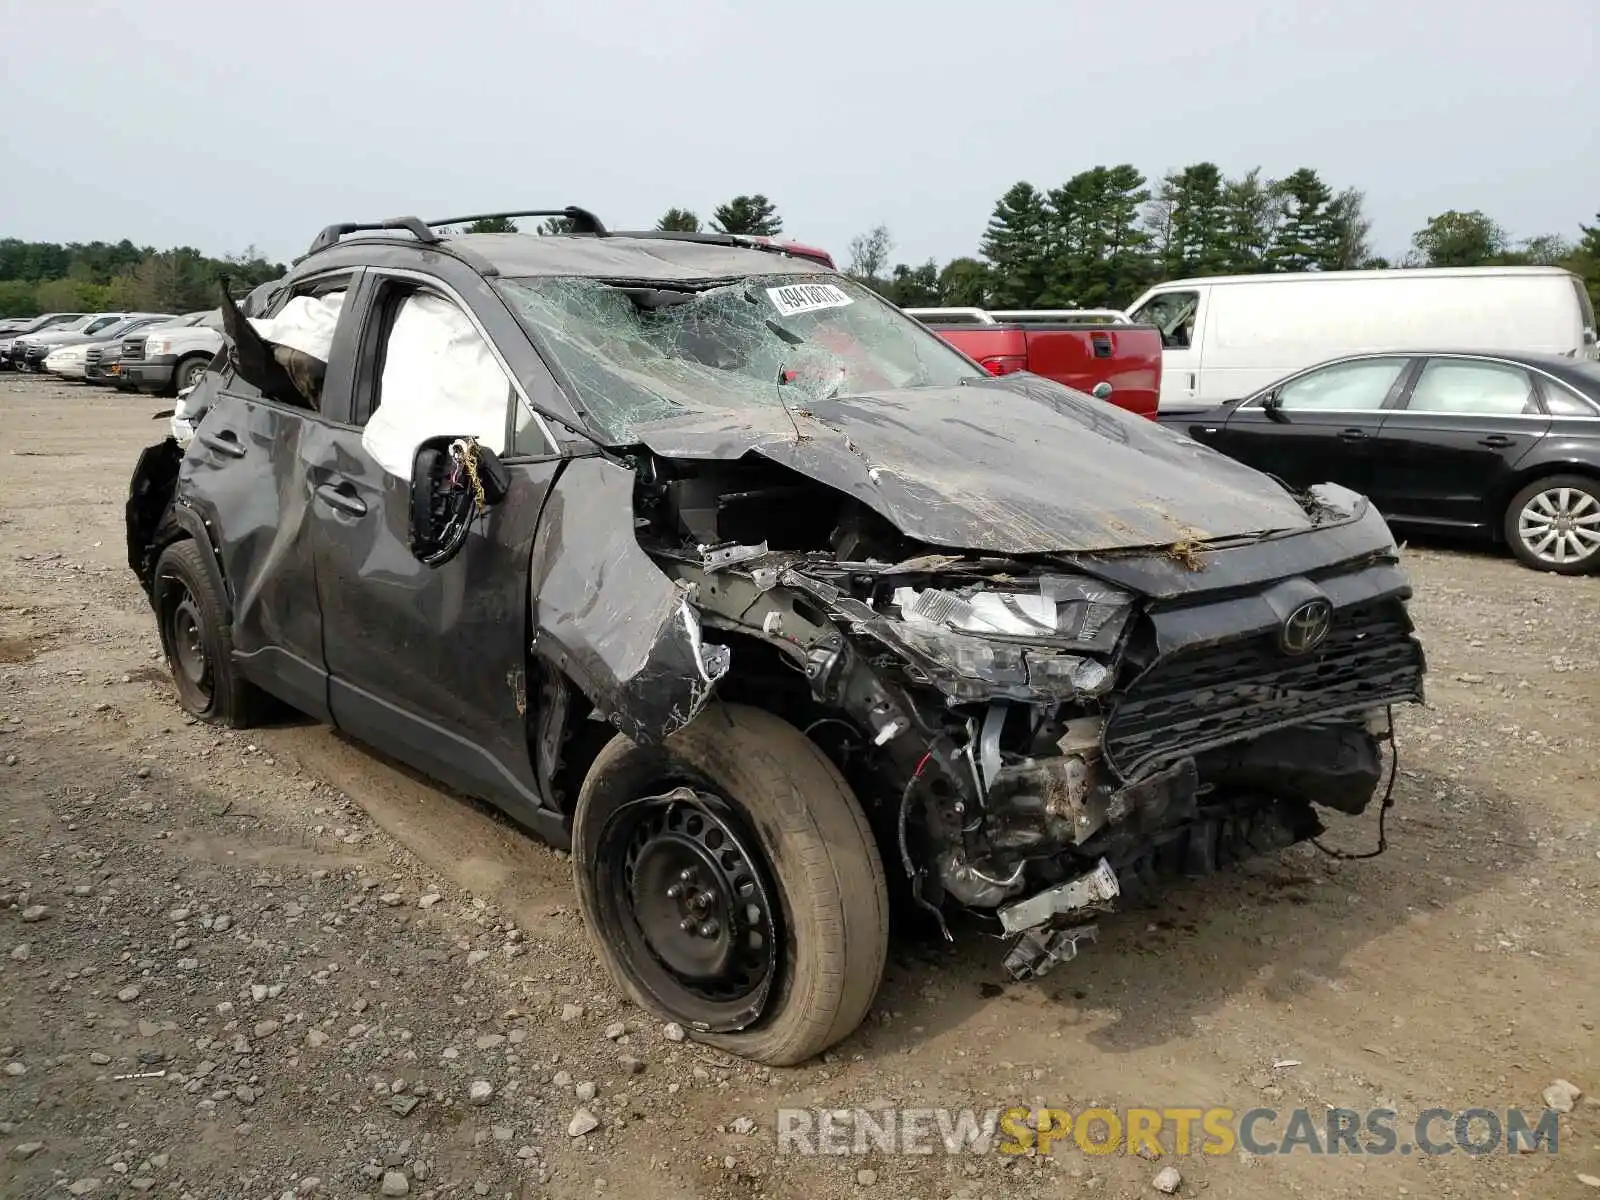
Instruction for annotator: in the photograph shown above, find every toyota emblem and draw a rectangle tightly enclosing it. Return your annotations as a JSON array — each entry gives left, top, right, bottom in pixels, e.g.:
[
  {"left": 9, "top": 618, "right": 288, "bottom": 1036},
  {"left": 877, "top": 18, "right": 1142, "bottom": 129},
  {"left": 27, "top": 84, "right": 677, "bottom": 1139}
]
[{"left": 1279, "top": 599, "right": 1333, "bottom": 655}]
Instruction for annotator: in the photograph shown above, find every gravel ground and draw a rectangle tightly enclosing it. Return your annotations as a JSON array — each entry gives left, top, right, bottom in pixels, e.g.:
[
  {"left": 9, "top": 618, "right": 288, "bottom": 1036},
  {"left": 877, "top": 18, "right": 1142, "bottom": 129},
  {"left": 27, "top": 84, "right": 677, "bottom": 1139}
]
[{"left": 1, "top": 374, "right": 1597, "bottom": 1200}]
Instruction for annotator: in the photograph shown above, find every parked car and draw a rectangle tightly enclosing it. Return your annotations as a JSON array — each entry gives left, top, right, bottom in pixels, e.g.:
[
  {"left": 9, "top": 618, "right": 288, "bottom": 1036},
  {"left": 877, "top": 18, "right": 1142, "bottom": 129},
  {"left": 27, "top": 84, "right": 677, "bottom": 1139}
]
[
  {"left": 127, "top": 207, "right": 1426, "bottom": 1065},
  {"left": 86, "top": 312, "right": 201, "bottom": 387},
  {"left": 0, "top": 310, "right": 86, "bottom": 338},
  {"left": 1, "top": 312, "right": 93, "bottom": 368},
  {"left": 1127, "top": 266, "right": 1598, "bottom": 411},
  {"left": 1162, "top": 350, "right": 1600, "bottom": 574},
  {"left": 905, "top": 307, "right": 1163, "bottom": 418},
  {"left": 120, "top": 309, "right": 225, "bottom": 395},
  {"left": 12, "top": 312, "right": 157, "bottom": 371},
  {"left": 36, "top": 314, "right": 177, "bottom": 377}
]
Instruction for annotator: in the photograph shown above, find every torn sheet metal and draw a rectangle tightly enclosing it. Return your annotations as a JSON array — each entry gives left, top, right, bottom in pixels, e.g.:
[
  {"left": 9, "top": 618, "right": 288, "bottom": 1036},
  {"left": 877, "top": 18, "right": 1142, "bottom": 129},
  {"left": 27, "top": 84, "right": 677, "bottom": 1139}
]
[
  {"left": 362, "top": 293, "right": 512, "bottom": 480},
  {"left": 997, "top": 858, "right": 1120, "bottom": 934},
  {"left": 529, "top": 457, "right": 729, "bottom": 744}
]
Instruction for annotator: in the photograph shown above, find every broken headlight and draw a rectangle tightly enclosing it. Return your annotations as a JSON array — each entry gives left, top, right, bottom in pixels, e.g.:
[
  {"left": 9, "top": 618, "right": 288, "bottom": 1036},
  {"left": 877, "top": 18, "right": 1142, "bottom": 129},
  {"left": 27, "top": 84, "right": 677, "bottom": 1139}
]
[{"left": 891, "top": 575, "right": 1133, "bottom": 653}]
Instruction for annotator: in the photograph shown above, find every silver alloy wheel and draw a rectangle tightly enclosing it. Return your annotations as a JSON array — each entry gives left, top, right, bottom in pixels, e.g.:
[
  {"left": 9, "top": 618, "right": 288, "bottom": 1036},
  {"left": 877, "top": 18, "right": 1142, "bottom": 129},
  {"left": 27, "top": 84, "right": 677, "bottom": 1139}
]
[{"left": 1517, "top": 485, "right": 1600, "bottom": 567}]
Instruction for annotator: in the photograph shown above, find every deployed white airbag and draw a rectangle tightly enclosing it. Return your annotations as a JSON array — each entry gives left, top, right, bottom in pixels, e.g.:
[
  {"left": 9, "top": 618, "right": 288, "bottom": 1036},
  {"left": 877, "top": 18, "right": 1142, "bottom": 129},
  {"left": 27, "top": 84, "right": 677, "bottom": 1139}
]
[
  {"left": 247, "top": 293, "right": 345, "bottom": 361},
  {"left": 362, "top": 294, "right": 511, "bottom": 480}
]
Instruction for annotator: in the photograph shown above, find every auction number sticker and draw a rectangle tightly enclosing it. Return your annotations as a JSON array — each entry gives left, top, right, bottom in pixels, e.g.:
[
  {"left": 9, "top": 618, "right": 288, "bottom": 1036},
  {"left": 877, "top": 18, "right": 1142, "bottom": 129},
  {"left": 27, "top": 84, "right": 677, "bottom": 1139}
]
[{"left": 766, "top": 282, "right": 854, "bottom": 317}]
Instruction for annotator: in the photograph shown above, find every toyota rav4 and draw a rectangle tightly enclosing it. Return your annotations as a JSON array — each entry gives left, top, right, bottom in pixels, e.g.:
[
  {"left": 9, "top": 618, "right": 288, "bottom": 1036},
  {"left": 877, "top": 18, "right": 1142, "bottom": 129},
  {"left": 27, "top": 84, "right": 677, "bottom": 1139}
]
[{"left": 126, "top": 207, "right": 1427, "bottom": 1065}]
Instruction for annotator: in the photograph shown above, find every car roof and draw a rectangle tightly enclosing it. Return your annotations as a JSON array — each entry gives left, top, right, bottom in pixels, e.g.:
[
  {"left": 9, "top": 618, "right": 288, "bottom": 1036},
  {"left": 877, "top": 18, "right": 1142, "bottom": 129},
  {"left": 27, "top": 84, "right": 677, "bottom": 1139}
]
[{"left": 323, "top": 231, "right": 828, "bottom": 283}]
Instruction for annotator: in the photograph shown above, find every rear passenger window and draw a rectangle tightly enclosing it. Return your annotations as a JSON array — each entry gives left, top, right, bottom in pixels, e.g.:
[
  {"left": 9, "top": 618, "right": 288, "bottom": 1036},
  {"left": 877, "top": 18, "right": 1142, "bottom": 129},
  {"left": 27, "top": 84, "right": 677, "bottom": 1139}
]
[
  {"left": 1543, "top": 384, "right": 1600, "bottom": 417},
  {"left": 1407, "top": 360, "right": 1536, "bottom": 416}
]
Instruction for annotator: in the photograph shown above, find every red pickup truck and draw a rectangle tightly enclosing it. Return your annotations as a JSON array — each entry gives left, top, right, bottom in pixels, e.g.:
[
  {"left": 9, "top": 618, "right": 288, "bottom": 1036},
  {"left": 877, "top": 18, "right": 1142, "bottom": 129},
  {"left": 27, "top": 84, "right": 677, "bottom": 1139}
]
[{"left": 906, "top": 308, "right": 1164, "bottom": 419}]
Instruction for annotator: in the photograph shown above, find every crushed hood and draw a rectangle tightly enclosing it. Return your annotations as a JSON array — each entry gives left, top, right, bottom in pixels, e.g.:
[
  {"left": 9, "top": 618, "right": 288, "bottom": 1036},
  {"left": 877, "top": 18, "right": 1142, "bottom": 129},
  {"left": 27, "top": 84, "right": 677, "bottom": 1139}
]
[{"left": 632, "top": 377, "right": 1320, "bottom": 554}]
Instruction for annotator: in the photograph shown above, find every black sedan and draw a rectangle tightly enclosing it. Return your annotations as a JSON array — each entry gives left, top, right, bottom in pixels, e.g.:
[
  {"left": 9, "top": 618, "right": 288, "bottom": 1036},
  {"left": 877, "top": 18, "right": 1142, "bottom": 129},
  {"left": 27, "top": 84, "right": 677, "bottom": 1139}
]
[{"left": 1161, "top": 351, "right": 1600, "bottom": 574}]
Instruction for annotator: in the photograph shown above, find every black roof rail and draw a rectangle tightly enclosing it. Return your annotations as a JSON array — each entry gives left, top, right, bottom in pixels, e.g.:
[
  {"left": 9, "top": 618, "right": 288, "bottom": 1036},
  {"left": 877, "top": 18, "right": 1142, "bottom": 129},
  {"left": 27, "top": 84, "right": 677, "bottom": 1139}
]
[
  {"left": 426, "top": 207, "right": 608, "bottom": 235},
  {"left": 306, "top": 216, "right": 439, "bottom": 256}
]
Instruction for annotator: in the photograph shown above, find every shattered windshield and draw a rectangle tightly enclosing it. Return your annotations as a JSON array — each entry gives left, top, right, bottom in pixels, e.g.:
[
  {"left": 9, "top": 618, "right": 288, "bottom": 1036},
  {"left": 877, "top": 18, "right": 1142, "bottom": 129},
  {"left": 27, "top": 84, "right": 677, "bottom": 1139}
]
[{"left": 494, "top": 273, "right": 983, "bottom": 441}]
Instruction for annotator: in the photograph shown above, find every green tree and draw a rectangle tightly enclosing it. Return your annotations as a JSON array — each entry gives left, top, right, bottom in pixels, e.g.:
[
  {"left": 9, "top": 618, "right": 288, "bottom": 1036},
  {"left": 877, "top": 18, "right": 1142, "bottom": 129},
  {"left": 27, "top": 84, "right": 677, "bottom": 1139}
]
[
  {"left": 1410, "top": 210, "right": 1507, "bottom": 267},
  {"left": 1148, "top": 163, "right": 1229, "bottom": 279},
  {"left": 1042, "top": 165, "right": 1152, "bottom": 307},
  {"left": 1503, "top": 234, "right": 1573, "bottom": 266},
  {"left": 0, "top": 279, "right": 38, "bottom": 316},
  {"left": 536, "top": 217, "right": 575, "bottom": 235},
  {"left": 938, "top": 257, "right": 990, "bottom": 308},
  {"left": 1266, "top": 168, "right": 1338, "bottom": 272},
  {"left": 465, "top": 217, "right": 518, "bottom": 233},
  {"left": 710, "top": 194, "right": 783, "bottom": 237},
  {"left": 1219, "top": 169, "right": 1286, "bottom": 272},
  {"left": 981, "top": 182, "right": 1052, "bottom": 307},
  {"left": 656, "top": 208, "right": 701, "bottom": 232},
  {"left": 1324, "top": 188, "right": 1375, "bottom": 270},
  {"left": 1567, "top": 212, "right": 1600, "bottom": 313},
  {"left": 880, "top": 261, "right": 942, "bottom": 308},
  {"left": 845, "top": 224, "right": 893, "bottom": 284}
]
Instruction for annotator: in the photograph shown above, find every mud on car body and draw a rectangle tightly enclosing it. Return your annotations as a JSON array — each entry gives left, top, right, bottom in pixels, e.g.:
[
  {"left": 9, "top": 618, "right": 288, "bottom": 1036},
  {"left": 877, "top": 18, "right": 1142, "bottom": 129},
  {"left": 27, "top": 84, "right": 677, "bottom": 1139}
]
[{"left": 126, "top": 207, "right": 1427, "bottom": 1066}]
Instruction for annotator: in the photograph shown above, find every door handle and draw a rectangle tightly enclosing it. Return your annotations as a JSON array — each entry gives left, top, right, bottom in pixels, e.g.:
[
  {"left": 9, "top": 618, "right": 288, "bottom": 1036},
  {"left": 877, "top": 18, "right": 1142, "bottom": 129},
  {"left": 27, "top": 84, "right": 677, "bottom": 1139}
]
[
  {"left": 1338, "top": 428, "right": 1368, "bottom": 442},
  {"left": 197, "top": 429, "right": 246, "bottom": 459},
  {"left": 315, "top": 482, "right": 367, "bottom": 517},
  {"left": 1478, "top": 434, "right": 1516, "bottom": 448}
]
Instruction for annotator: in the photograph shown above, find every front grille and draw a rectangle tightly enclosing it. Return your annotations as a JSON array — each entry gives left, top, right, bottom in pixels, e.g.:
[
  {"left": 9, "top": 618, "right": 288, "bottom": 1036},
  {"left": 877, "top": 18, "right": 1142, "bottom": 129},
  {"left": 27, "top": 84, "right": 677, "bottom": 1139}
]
[
  {"left": 85, "top": 347, "right": 103, "bottom": 366},
  {"left": 1104, "top": 601, "right": 1424, "bottom": 781},
  {"left": 122, "top": 336, "right": 146, "bottom": 359}
]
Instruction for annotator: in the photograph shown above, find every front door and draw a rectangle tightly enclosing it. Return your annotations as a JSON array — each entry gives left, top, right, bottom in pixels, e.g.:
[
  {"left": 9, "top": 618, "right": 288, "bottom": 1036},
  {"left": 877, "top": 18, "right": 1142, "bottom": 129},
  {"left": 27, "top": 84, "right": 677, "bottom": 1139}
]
[
  {"left": 1129, "top": 287, "right": 1205, "bottom": 409},
  {"left": 306, "top": 271, "right": 566, "bottom": 819},
  {"left": 1366, "top": 356, "right": 1549, "bottom": 529},
  {"left": 1210, "top": 356, "right": 1414, "bottom": 495}
]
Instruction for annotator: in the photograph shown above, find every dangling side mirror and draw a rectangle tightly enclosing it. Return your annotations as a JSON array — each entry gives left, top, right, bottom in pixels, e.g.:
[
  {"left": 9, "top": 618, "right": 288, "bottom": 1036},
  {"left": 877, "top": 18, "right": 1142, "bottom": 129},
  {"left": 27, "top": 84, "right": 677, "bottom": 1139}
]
[
  {"left": 1262, "top": 392, "right": 1291, "bottom": 424},
  {"left": 408, "top": 435, "right": 510, "bottom": 567}
]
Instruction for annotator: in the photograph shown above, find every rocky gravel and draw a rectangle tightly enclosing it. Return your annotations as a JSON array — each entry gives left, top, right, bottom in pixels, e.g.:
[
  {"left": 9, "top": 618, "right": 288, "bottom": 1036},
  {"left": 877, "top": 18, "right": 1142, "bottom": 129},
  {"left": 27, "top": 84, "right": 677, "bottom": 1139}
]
[{"left": 2, "top": 375, "right": 1598, "bottom": 1199}]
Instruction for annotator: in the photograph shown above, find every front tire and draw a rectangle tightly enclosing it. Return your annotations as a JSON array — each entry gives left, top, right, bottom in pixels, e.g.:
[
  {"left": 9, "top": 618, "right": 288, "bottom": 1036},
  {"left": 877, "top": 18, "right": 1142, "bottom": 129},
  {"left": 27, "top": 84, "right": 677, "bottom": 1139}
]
[
  {"left": 1504, "top": 475, "right": 1600, "bottom": 574},
  {"left": 572, "top": 703, "right": 889, "bottom": 1066},
  {"left": 171, "top": 355, "right": 210, "bottom": 396},
  {"left": 152, "top": 540, "right": 264, "bottom": 726}
]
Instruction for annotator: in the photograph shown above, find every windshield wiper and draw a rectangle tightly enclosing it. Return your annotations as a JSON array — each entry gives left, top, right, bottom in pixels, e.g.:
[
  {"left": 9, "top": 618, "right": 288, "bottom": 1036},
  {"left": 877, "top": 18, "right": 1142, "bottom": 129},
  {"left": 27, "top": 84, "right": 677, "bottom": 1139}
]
[{"left": 763, "top": 318, "right": 804, "bottom": 346}]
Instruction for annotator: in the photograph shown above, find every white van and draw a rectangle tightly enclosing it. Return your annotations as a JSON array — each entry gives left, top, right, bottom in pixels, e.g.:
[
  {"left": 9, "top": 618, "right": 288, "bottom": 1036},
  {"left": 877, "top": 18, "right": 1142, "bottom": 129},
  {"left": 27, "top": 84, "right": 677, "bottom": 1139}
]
[{"left": 1125, "top": 266, "right": 1598, "bottom": 410}]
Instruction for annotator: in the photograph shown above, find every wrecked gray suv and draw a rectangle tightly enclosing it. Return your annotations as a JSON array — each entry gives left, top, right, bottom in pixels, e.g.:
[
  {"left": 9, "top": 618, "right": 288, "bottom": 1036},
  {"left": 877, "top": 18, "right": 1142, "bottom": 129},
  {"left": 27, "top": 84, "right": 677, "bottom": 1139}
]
[{"left": 126, "top": 208, "right": 1426, "bottom": 1066}]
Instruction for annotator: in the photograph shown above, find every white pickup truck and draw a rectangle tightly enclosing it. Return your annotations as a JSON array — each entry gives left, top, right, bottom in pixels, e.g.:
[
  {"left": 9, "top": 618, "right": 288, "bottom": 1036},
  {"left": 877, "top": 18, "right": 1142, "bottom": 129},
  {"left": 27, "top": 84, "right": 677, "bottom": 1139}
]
[{"left": 120, "top": 310, "right": 225, "bottom": 395}]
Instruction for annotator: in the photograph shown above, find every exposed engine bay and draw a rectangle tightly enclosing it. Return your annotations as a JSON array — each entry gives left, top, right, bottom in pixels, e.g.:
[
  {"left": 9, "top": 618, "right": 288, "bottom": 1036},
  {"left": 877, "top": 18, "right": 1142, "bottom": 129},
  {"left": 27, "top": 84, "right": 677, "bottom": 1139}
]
[{"left": 615, "top": 451, "right": 1426, "bottom": 979}]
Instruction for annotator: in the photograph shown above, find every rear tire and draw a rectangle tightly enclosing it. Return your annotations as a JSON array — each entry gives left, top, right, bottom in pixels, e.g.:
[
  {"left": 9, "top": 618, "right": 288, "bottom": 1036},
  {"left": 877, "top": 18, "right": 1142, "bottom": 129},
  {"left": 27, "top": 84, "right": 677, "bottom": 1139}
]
[
  {"left": 1504, "top": 474, "right": 1600, "bottom": 575},
  {"left": 152, "top": 539, "right": 265, "bottom": 726},
  {"left": 572, "top": 703, "right": 889, "bottom": 1066}
]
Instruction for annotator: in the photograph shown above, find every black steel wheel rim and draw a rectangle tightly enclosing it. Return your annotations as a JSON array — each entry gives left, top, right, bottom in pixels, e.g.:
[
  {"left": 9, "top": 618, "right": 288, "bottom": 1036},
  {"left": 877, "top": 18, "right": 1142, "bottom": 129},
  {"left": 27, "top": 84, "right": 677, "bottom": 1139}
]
[
  {"left": 594, "top": 786, "right": 781, "bottom": 1032},
  {"left": 162, "top": 577, "right": 213, "bottom": 704}
]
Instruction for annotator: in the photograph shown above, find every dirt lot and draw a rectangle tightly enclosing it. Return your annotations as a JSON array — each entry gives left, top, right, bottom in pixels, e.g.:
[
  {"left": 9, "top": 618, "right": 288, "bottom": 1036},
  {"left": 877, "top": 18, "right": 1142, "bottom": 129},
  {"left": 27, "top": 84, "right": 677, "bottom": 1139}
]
[{"left": 0, "top": 374, "right": 1597, "bottom": 1200}]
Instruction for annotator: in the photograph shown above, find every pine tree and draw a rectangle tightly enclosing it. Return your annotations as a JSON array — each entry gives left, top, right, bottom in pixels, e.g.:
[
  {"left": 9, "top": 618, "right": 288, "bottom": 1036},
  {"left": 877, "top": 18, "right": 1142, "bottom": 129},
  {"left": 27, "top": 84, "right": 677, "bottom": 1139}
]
[
  {"left": 1267, "top": 169, "right": 1337, "bottom": 271},
  {"left": 656, "top": 208, "right": 701, "bottom": 232},
  {"left": 1219, "top": 169, "right": 1285, "bottom": 271},
  {"left": 710, "top": 195, "right": 782, "bottom": 237},
  {"left": 980, "top": 182, "right": 1052, "bottom": 307}
]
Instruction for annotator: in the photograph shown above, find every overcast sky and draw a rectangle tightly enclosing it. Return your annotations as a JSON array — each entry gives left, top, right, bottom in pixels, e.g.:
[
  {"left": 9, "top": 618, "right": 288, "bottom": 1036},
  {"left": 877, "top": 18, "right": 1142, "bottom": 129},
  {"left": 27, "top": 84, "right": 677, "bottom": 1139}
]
[{"left": 2, "top": 0, "right": 1595, "bottom": 270}]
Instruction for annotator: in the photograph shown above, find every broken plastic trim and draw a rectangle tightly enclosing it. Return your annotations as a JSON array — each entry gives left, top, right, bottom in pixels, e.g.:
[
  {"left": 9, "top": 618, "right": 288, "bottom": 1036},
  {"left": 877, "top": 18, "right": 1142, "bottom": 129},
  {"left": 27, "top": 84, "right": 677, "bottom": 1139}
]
[{"left": 781, "top": 570, "right": 1113, "bottom": 704}]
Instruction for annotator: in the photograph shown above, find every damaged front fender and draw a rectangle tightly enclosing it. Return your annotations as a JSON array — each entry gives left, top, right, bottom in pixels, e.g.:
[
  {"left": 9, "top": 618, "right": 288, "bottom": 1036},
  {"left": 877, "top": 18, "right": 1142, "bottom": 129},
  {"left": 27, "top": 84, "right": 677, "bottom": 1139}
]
[{"left": 528, "top": 457, "right": 730, "bottom": 745}]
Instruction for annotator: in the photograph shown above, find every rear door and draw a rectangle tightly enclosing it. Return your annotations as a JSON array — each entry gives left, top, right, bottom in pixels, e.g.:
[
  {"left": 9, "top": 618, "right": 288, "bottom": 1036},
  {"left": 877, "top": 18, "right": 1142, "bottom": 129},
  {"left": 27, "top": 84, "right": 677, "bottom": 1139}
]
[
  {"left": 177, "top": 269, "right": 360, "bottom": 721},
  {"left": 1207, "top": 356, "right": 1413, "bottom": 495},
  {"left": 1366, "top": 355, "right": 1549, "bottom": 530},
  {"left": 306, "top": 265, "right": 566, "bottom": 817},
  {"left": 1128, "top": 287, "right": 1206, "bottom": 408}
]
